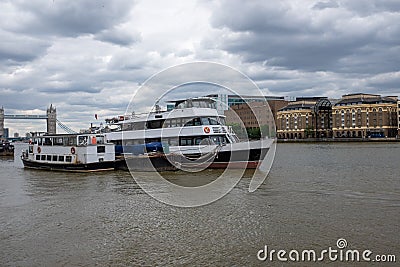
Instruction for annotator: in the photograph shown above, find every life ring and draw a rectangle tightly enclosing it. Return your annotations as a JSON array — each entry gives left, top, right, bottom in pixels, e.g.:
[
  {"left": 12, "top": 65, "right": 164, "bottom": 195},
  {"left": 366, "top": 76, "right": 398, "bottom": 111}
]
[
  {"left": 71, "top": 147, "right": 76, "bottom": 154},
  {"left": 29, "top": 140, "right": 32, "bottom": 145},
  {"left": 37, "top": 147, "right": 41, "bottom": 153},
  {"left": 204, "top": 127, "right": 211, "bottom": 134}
]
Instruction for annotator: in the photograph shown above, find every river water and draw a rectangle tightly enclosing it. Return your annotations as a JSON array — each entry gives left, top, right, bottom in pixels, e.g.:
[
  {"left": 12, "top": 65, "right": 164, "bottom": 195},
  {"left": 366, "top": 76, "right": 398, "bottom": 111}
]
[{"left": 1, "top": 143, "right": 399, "bottom": 266}]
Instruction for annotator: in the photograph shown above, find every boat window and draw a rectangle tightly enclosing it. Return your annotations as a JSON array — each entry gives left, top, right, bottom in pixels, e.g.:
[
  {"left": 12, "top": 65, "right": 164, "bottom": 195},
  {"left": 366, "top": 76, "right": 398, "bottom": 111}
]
[
  {"left": 52, "top": 155, "right": 58, "bottom": 161},
  {"left": 97, "top": 146, "right": 105, "bottom": 153},
  {"left": 183, "top": 117, "right": 201, "bottom": 127},
  {"left": 183, "top": 118, "right": 194, "bottom": 126},
  {"left": 219, "top": 117, "right": 226, "bottom": 125},
  {"left": 201, "top": 117, "right": 210, "bottom": 125},
  {"left": 178, "top": 99, "right": 216, "bottom": 109},
  {"left": 170, "top": 119, "right": 177, "bottom": 127},
  {"left": 96, "top": 136, "right": 105, "bottom": 144},
  {"left": 163, "top": 120, "right": 171, "bottom": 128},
  {"left": 147, "top": 119, "right": 164, "bottom": 129},
  {"left": 58, "top": 156, "right": 64, "bottom": 162},
  {"left": 210, "top": 136, "right": 219, "bottom": 145},
  {"left": 209, "top": 118, "right": 219, "bottom": 125},
  {"left": 43, "top": 138, "right": 52, "bottom": 146},
  {"left": 192, "top": 101, "right": 200, "bottom": 108},
  {"left": 209, "top": 135, "right": 227, "bottom": 145},
  {"left": 36, "top": 155, "right": 40, "bottom": 160},
  {"left": 53, "top": 137, "right": 63, "bottom": 146},
  {"left": 180, "top": 138, "right": 193, "bottom": 146},
  {"left": 46, "top": 155, "right": 52, "bottom": 161},
  {"left": 194, "top": 137, "right": 203, "bottom": 145},
  {"left": 29, "top": 146, "right": 33, "bottom": 153},
  {"left": 176, "top": 100, "right": 193, "bottom": 109},
  {"left": 133, "top": 121, "right": 146, "bottom": 130},
  {"left": 63, "top": 137, "right": 77, "bottom": 146},
  {"left": 193, "top": 118, "right": 201, "bottom": 126},
  {"left": 41, "top": 155, "right": 46, "bottom": 160},
  {"left": 168, "top": 137, "right": 179, "bottom": 146},
  {"left": 66, "top": 156, "right": 72, "bottom": 162},
  {"left": 78, "top": 136, "right": 88, "bottom": 146}
]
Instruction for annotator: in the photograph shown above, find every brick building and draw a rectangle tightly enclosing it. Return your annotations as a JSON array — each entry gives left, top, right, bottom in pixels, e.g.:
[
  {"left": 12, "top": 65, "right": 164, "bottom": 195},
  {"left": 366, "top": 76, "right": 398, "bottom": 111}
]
[
  {"left": 332, "top": 94, "right": 398, "bottom": 138},
  {"left": 224, "top": 101, "right": 276, "bottom": 138}
]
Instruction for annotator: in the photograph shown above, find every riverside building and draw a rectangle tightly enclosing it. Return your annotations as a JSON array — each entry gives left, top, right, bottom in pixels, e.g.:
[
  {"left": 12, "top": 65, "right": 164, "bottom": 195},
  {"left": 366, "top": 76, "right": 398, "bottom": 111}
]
[
  {"left": 332, "top": 93, "right": 398, "bottom": 138},
  {"left": 397, "top": 100, "right": 400, "bottom": 137},
  {"left": 276, "top": 98, "right": 332, "bottom": 139},
  {"left": 224, "top": 101, "right": 276, "bottom": 137}
]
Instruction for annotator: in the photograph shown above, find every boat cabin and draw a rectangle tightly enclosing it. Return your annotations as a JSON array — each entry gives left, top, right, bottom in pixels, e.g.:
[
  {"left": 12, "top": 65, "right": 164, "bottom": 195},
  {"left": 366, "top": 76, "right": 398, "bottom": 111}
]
[{"left": 26, "top": 134, "right": 115, "bottom": 165}]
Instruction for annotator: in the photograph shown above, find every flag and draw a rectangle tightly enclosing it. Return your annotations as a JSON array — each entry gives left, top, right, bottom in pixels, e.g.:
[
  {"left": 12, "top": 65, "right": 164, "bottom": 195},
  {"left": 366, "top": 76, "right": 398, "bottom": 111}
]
[{"left": 95, "top": 114, "right": 98, "bottom": 120}]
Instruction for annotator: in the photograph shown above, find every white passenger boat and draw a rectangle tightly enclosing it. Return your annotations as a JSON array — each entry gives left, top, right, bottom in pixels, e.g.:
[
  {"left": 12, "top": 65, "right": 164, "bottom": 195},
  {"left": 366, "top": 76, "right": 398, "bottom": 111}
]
[
  {"left": 21, "top": 134, "right": 116, "bottom": 172},
  {"left": 105, "top": 98, "right": 273, "bottom": 170}
]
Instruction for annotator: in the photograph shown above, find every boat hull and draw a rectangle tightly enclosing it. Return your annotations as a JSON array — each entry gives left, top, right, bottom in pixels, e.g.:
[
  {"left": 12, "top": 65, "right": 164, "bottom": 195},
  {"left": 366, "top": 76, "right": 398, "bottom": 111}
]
[
  {"left": 174, "top": 146, "right": 269, "bottom": 169},
  {"left": 116, "top": 154, "right": 178, "bottom": 172},
  {"left": 115, "top": 140, "right": 271, "bottom": 171},
  {"left": 21, "top": 158, "right": 115, "bottom": 172}
]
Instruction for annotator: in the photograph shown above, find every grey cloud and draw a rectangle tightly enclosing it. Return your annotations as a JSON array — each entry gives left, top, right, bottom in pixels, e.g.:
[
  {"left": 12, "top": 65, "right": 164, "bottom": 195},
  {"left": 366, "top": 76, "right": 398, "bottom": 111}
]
[
  {"left": 313, "top": 1, "right": 339, "bottom": 10},
  {"left": 366, "top": 72, "right": 400, "bottom": 91},
  {"left": 95, "top": 28, "right": 141, "bottom": 46},
  {"left": 209, "top": 0, "right": 400, "bottom": 75},
  {"left": 210, "top": 1, "right": 303, "bottom": 35},
  {"left": 340, "top": 0, "right": 400, "bottom": 16},
  {"left": 0, "top": 30, "right": 50, "bottom": 63},
  {"left": 8, "top": 0, "right": 135, "bottom": 37}
]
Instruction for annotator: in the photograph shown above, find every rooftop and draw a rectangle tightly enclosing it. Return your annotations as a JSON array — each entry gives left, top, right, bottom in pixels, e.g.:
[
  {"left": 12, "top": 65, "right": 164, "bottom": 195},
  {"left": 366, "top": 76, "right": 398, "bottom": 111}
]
[{"left": 335, "top": 94, "right": 397, "bottom": 106}]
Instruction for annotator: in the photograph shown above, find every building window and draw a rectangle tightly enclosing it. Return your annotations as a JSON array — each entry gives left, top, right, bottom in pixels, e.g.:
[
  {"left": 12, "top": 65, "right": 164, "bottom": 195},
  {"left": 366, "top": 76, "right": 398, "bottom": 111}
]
[
  {"left": 286, "top": 116, "right": 289, "bottom": 129},
  {"left": 341, "top": 110, "right": 345, "bottom": 127}
]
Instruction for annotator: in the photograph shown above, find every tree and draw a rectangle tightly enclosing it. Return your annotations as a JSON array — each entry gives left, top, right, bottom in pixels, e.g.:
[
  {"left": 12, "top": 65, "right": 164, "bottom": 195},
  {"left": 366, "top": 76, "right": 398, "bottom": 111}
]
[{"left": 246, "top": 127, "right": 261, "bottom": 140}]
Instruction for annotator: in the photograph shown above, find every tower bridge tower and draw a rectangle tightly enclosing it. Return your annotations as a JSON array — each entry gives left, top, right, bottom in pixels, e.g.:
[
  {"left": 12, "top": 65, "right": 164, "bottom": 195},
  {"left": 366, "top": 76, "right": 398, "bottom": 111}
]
[{"left": 46, "top": 104, "right": 57, "bottom": 134}]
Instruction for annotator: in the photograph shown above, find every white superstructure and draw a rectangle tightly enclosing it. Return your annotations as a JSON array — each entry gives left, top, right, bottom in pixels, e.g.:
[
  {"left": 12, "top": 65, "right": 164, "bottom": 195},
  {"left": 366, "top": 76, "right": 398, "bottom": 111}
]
[{"left": 105, "top": 98, "right": 239, "bottom": 155}]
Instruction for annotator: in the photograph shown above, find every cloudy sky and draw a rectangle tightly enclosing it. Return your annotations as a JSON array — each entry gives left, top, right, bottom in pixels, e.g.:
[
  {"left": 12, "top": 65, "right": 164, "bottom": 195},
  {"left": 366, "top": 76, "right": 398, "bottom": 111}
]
[{"left": 1, "top": 0, "right": 399, "bottom": 135}]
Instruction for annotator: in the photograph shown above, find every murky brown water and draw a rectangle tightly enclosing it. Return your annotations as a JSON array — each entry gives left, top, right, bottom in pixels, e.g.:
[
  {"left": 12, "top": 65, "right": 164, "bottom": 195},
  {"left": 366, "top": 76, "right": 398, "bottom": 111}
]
[{"left": 1, "top": 143, "right": 399, "bottom": 266}]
